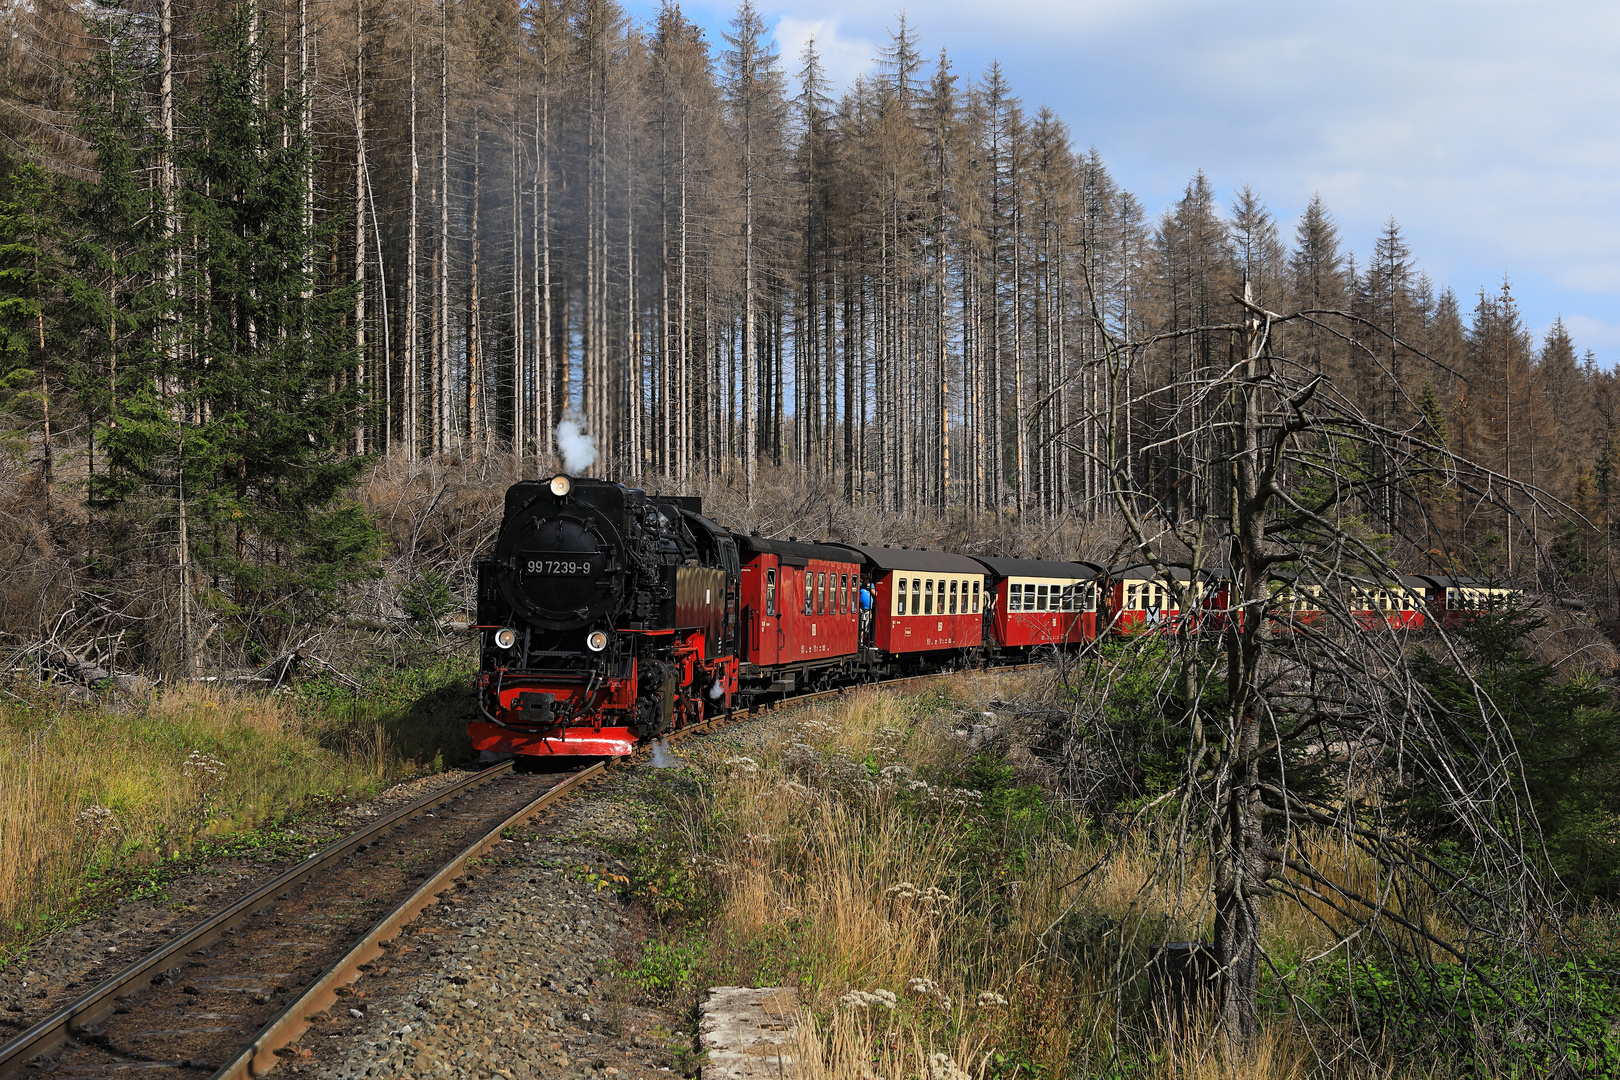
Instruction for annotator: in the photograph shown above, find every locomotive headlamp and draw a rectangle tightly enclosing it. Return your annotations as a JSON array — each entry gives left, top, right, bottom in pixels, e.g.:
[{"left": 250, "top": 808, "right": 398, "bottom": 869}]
[
  {"left": 549, "top": 474, "right": 573, "bottom": 497},
  {"left": 585, "top": 629, "right": 610, "bottom": 652},
  {"left": 493, "top": 627, "right": 518, "bottom": 650}
]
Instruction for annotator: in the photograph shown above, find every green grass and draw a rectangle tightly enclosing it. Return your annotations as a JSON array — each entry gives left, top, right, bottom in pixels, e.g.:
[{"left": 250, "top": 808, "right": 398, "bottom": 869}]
[{"left": 0, "top": 650, "right": 478, "bottom": 960}]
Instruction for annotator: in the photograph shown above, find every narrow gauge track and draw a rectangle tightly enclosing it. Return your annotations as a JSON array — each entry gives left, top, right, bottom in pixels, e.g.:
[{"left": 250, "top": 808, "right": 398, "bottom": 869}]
[
  {"left": 2, "top": 664, "right": 1024, "bottom": 1080},
  {"left": 0, "top": 763, "right": 592, "bottom": 1080}
]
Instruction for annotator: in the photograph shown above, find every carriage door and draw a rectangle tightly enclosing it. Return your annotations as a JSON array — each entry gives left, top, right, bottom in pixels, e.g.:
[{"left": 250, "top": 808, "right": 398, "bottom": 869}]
[{"left": 757, "top": 565, "right": 781, "bottom": 666}]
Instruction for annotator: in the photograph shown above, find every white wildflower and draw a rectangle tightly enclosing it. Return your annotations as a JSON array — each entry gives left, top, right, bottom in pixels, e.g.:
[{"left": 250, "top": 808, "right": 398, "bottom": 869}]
[
  {"left": 76, "top": 805, "right": 116, "bottom": 827},
  {"left": 976, "top": 991, "right": 1008, "bottom": 1009},
  {"left": 927, "top": 1053, "right": 971, "bottom": 1080},
  {"left": 182, "top": 751, "right": 227, "bottom": 778},
  {"left": 838, "top": 989, "right": 897, "bottom": 1010},
  {"left": 723, "top": 756, "right": 759, "bottom": 774}
]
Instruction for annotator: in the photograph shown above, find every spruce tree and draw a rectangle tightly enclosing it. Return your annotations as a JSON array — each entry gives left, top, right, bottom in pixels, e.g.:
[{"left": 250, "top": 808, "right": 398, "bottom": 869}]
[{"left": 92, "top": 5, "right": 379, "bottom": 658}]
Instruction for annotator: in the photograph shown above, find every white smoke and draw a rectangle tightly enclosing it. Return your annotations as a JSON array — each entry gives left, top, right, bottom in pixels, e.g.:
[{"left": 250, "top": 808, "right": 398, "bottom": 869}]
[{"left": 555, "top": 412, "right": 599, "bottom": 474}]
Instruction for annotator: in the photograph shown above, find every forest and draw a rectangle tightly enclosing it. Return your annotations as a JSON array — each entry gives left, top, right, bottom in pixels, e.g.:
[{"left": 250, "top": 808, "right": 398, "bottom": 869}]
[{"left": 0, "top": 0, "right": 1618, "bottom": 657}]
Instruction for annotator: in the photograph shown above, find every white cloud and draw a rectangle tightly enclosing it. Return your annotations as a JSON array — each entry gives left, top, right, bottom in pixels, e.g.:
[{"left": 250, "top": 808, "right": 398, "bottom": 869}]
[
  {"left": 774, "top": 16, "right": 874, "bottom": 96},
  {"left": 1553, "top": 316, "right": 1620, "bottom": 358}
]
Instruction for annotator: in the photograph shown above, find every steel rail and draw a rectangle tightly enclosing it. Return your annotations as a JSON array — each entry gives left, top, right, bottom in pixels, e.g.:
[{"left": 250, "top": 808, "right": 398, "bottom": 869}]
[
  {"left": 209, "top": 762, "right": 605, "bottom": 1080},
  {"left": 5, "top": 660, "right": 1037, "bottom": 1079},
  {"left": 208, "top": 667, "right": 1011, "bottom": 1075},
  {"left": 0, "top": 761, "right": 518, "bottom": 1080}
]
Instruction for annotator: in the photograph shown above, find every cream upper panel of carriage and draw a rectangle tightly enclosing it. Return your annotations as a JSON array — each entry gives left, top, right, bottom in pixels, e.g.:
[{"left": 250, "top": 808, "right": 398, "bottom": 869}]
[
  {"left": 1119, "top": 578, "right": 1199, "bottom": 611},
  {"left": 1351, "top": 586, "right": 1419, "bottom": 612},
  {"left": 891, "top": 573, "right": 986, "bottom": 617},
  {"left": 1005, "top": 577, "right": 1096, "bottom": 613},
  {"left": 1448, "top": 586, "right": 1521, "bottom": 606}
]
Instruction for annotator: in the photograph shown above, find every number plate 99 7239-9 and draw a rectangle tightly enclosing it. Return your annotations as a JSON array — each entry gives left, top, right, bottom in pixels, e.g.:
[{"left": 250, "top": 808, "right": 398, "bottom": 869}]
[{"left": 523, "top": 558, "right": 594, "bottom": 576}]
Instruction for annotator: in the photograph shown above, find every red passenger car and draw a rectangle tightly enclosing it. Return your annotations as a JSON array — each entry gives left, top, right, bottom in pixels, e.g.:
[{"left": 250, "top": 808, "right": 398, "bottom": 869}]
[
  {"left": 1348, "top": 579, "right": 1426, "bottom": 630},
  {"left": 1410, "top": 575, "right": 1521, "bottom": 629},
  {"left": 737, "top": 536, "right": 863, "bottom": 693},
  {"left": 973, "top": 557, "right": 1102, "bottom": 650},
  {"left": 831, "top": 545, "right": 987, "bottom": 660},
  {"left": 1105, "top": 565, "right": 1199, "bottom": 634}
]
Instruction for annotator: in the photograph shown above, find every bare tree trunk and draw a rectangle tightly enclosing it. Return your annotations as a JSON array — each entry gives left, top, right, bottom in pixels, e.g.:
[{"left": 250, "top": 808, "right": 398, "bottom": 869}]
[
  {"left": 405, "top": 31, "right": 419, "bottom": 457},
  {"left": 677, "top": 105, "right": 690, "bottom": 485},
  {"left": 742, "top": 153, "right": 756, "bottom": 498},
  {"left": 353, "top": 0, "right": 367, "bottom": 455},
  {"left": 512, "top": 101, "right": 524, "bottom": 468},
  {"left": 436, "top": 0, "right": 451, "bottom": 453},
  {"left": 1215, "top": 285, "right": 1267, "bottom": 1052},
  {"left": 467, "top": 111, "right": 483, "bottom": 454}
]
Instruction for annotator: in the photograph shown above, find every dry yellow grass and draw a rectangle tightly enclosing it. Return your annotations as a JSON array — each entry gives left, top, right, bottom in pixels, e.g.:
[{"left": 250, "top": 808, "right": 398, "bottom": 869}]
[
  {"left": 0, "top": 681, "right": 396, "bottom": 949},
  {"left": 672, "top": 677, "right": 1465, "bottom": 1079}
]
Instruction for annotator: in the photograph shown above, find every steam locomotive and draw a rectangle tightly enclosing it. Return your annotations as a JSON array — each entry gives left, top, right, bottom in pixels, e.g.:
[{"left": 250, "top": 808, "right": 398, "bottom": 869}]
[{"left": 471, "top": 475, "right": 1521, "bottom": 761}]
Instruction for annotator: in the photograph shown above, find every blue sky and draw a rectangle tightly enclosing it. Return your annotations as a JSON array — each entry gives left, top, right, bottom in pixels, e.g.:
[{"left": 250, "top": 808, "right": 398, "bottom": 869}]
[{"left": 623, "top": 0, "right": 1620, "bottom": 362}]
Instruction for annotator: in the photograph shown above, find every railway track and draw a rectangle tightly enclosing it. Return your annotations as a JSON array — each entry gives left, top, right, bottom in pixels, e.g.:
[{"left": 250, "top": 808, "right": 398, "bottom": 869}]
[{"left": 0, "top": 665, "right": 1022, "bottom": 1079}]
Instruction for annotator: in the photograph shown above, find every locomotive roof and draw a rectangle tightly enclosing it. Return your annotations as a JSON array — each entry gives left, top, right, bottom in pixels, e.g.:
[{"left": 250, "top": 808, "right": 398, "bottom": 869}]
[
  {"left": 972, "top": 556, "right": 1102, "bottom": 580},
  {"left": 828, "top": 544, "right": 988, "bottom": 574},
  {"left": 736, "top": 534, "right": 864, "bottom": 565}
]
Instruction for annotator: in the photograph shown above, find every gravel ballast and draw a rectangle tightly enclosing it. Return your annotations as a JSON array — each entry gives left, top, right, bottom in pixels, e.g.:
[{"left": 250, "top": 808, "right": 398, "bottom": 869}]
[{"left": 292, "top": 764, "right": 697, "bottom": 1080}]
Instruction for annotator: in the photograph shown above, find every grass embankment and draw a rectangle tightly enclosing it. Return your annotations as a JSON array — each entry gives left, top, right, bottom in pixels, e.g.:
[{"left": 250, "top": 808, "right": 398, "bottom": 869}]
[
  {"left": 618, "top": 674, "right": 1552, "bottom": 1080},
  {"left": 0, "top": 653, "right": 474, "bottom": 955}
]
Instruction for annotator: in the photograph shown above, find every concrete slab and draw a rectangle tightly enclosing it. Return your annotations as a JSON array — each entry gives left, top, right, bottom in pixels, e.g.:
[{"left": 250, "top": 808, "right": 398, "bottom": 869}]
[{"left": 699, "top": 986, "right": 800, "bottom": 1079}]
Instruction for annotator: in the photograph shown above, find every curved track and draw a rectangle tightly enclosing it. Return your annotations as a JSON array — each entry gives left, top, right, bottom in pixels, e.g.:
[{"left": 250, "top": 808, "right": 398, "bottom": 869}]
[{"left": 0, "top": 664, "right": 1023, "bottom": 1079}]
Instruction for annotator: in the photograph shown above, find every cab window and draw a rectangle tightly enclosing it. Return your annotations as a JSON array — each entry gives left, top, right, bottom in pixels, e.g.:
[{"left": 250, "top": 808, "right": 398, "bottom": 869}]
[{"left": 765, "top": 568, "right": 777, "bottom": 617}]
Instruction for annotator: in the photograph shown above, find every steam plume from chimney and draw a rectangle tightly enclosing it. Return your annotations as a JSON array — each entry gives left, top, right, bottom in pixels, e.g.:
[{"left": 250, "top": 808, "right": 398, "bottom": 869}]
[{"left": 555, "top": 412, "right": 599, "bottom": 474}]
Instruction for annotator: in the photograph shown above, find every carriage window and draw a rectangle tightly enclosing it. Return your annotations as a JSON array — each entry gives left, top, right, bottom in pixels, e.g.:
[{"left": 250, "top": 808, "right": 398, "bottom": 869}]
[
  {"left": 924, "top": 580, "right": 934, "bottom": 616},
  {"left": 972, "top": 580, "right": 981, "bottom": 612},
  {"left": 949, "top": 579, "right": 958, "bottom": 614},
  {"left": 1009, "top": 583, "right": 1022, "bottom": 613},
  {"left": 803, "top": 573, "right": 814, "bottom": 615},
  {"left": 839, "top": 574, "right": 848, "bottom": 613},
  {"left": 765, "top": 569, "right": 777, "bottom": 617},
  {"left": 1126, "top": 584, "right": 1137, "bottom": 610},
  {"left": 1036, "top": 584, "right": 1049, "bottom": 612},
  {"left": 906, "top": 578, "right": 917, "bottom": 614},
  {"left": 896, "top": 577, "right": 908, "bottom": 615},
  {"left": 817, "top": 572, "right": 827, "bottom": 614},
  {"left": 937, "top": 580, "right": 946, "bottom": 614}
]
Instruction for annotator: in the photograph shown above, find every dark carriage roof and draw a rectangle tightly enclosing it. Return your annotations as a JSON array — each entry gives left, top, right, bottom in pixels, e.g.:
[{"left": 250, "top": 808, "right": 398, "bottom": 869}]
[
  {"left": 1409, "top": 574, "right": 1521, "bottom": 590},
  {"left": 972, "top": 556, "right": 1103, "bottom": 580},
  {"left": 827, "top": 544, "right": 988, "bottom": 575},
  {"left": 735, "top": 534, "right": 864, "bottom": 565},
  {"left": 1109, "top": 564, "right": 1197, "bottom": 582}
]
